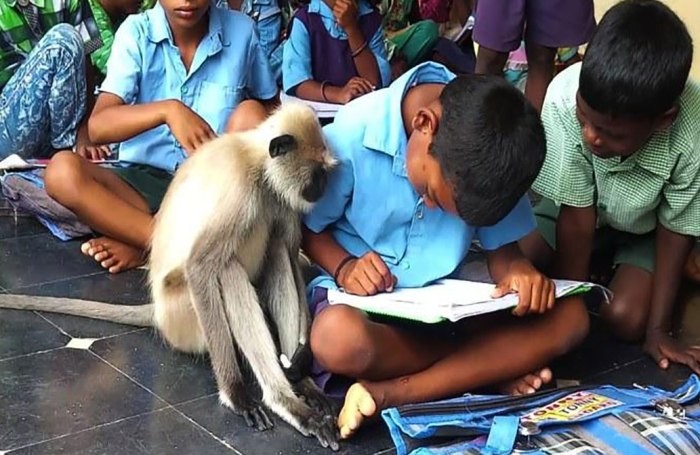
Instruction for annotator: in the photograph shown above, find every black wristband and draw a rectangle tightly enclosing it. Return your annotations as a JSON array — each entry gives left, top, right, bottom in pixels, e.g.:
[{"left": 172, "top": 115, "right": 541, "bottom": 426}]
[{"left": 333, "top": 255, "right": 356, "bottom": 284}]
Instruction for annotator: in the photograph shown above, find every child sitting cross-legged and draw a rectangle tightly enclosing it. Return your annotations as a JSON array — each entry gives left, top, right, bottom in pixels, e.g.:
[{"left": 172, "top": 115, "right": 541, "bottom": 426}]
[
  {"left": 301, "top": 62, "right": 590, "bottom": 439},
  {"left": 43, "top": 0, "right": 278, "bottom": 273}
]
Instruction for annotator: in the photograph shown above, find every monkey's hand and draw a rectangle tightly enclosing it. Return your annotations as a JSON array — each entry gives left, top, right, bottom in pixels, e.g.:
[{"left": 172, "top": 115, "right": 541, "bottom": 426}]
[
  {"left": 295, "top": 377, "right": 339, "bottom": 422},
  {"left": 220, "top": 390, "right": 274, "bottom": 431},
  {"left": 281, "top": 342, "right": 313, "bottom": 384}
]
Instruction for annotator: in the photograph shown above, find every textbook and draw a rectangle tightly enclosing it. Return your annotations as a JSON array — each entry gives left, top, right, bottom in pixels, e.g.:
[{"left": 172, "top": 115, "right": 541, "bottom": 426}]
[{"left": 327, "top": 279, "right": 612, "bottom": 324}]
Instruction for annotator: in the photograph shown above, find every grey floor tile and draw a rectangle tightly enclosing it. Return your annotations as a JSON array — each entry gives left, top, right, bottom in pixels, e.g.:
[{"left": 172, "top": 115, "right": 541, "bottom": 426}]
[
  {"left": 176, "top": 395, "right": 394, "bottom": 455},
  {"left": 0, "top": 348, "right": 166, "bottom": 451},
  {"left": 90, "top": 330, "right": 217, "bottom": 405},
  {"left": 0, "top": 308, "right": 69, "bottom": 360},
  {"left": 9, "top": 407, "right": 235, "bottom": 455}
]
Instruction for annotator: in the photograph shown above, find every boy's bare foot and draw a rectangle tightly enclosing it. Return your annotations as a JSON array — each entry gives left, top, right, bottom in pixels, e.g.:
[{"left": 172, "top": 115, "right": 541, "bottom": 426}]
[
  {"left": 81, "top": 237, "right": 145, "bottom": 274},
  {"left": 337, "top": 382, "right": 377, "bottom": 440},
  {"left": 684, "top": 247, "right": 700, "bottom": 283},
  {"left": 498, "top": 368, "right": 553, "bottom": 395}
]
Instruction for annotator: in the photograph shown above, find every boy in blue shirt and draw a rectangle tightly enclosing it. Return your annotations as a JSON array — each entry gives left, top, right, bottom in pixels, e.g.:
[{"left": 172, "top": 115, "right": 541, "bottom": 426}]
[
  {"left": 283, "top": 0, "right": 391, "bottom": 104},
  {"left": 302, "top": 62, "right": 590, "bottom": 438},
  {"left": 42, "top": 0, "right": 278, "bottom": 273}
]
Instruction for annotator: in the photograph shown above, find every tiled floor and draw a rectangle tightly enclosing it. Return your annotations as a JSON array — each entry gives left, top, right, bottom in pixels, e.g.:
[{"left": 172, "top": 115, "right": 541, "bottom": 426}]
[{"left": 1, "top": 193, "right": 699, "bottom": 454}]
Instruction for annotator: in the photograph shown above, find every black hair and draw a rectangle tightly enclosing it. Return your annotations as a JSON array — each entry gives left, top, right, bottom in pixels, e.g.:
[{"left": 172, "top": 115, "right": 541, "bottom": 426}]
[
  {"left": 580, "top": 0, "right": 693, "bottom": 119},
  {"left": 430, "top": 75, "right": 545, "bottom": 227}
]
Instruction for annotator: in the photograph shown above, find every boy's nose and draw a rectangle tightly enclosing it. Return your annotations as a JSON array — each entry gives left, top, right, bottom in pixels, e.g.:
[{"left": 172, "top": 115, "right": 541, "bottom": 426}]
[{"left": 582, "top": 123, "right": 603, "bottom": 149}]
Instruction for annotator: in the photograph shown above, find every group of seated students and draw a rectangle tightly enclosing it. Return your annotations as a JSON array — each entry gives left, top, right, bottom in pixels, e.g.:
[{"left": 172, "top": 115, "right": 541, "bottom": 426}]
[{"left": 1, "top": 0, "right": 700, "bottom": 441}]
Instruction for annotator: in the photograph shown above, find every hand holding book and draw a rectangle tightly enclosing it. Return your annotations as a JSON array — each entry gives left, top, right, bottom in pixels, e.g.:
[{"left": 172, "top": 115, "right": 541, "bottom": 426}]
[{"left": 490, "top": 258, "right": 555, "bottom": 317}]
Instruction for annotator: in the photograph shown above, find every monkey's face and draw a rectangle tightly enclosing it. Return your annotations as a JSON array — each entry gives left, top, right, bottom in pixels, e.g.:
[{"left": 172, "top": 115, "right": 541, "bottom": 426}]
[{"left": 266, "top": 104, "right": 336, "bottom": 213}]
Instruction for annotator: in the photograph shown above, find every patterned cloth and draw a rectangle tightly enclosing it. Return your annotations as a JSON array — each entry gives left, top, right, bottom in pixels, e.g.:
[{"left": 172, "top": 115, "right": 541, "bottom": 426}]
[
  {"left": 0, "top": 0, "right": 112, "bottom": 89},
  {"left": 532, "top": 63, "right": 700, "bottom": 237},
  {"left": 0, "top": 23, "right": 86, "bottom": 158},
  {"left": 617, "top": 409, "right": 700, "bottom": 455}
]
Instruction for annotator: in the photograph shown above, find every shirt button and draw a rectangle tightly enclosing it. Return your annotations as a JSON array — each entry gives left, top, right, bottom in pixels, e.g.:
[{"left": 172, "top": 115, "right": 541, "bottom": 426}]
[
  {"left": 174, "top": 139, "right": 181, "bottom": 148},
  {"left": 417, "top": 209, "right": 424, "bottom": 219},
  {"left": 598, "top": 203, "right": 607, "bottom": 211},
  {"left": 182, "top": 87, "right": 189, "bottom": 94},
  {"left": 402, "top": 262, "right": 410, "bottom": 270}
]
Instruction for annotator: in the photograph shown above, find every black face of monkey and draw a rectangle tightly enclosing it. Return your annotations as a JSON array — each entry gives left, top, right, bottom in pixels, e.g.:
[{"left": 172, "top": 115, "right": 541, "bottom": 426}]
[{"left": 302, "top": 166, "right": 327, "bottom": 202}]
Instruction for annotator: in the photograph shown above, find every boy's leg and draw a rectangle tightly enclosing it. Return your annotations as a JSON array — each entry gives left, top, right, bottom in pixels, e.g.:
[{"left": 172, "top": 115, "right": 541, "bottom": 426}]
[
  {"left": 684, "top": 243, "right": 700, "bottom": 283},
  {"left": 0, "top": 24, "right": 86, "bottom": 159},
  {"left": 473, "top": 0, "right": 524, "bottom": 76},
  {"left": 312, "top": 298, "right": 589, "bottom": 437},
  {"left": 522, "top": 42, "right": 556, "bottom": 112},
  {"left": 523, "top": 0, "right": 596, "bottom": 111},
  {"left": 225, "top": 100, "right": 270, "bottom": 132},
  {"left": 599, "top": 231, "right": 656, "bottom": 342},
  {"left": 45, "top": 152, "right": 152, "bottom": 273}
]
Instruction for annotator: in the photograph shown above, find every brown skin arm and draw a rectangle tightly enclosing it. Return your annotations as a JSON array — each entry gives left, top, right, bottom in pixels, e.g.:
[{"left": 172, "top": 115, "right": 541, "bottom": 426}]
[
  {"left": 226, "top": 0, "right": 243, "bottom": 9},
  {"left": 643, "top": 226, "right": 700, "bottom": 374},
  {"left": 485, "top": 242, "right": 525, "bottom": 282},
  {"left": 302, "top": 226, "right": 354, "bottom": 281},
  {"left": 88, "top": 93, "right": 174, "bottom": 144},
  {"left": 344, "top": 25, "right": 380, "bottom": 87},
  {"left": 554, "top": 205, "right": 597, "bottom": 280}
]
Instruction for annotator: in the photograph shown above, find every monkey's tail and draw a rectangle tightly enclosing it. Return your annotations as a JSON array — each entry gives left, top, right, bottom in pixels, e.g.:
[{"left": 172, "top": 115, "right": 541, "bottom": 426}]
[{"left": 0, "top": 294, "right": 154, "bottom": 327}]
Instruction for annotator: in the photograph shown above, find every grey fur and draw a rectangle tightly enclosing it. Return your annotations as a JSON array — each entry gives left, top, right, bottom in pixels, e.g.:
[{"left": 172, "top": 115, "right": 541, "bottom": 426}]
[{"left": 0, "top": 103, "right": 339, "bottom": 449}]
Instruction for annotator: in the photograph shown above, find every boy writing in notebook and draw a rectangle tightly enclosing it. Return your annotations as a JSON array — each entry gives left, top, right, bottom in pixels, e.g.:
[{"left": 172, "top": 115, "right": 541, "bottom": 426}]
[
  {"left": 43, "top": 0, "right": 277, "bottom": 272},
  {"left": 521, "top": 0, "right": 700, "bottom": 374},
  {"left": 302, "top": 62, "right": 590, "bottom": 439}
]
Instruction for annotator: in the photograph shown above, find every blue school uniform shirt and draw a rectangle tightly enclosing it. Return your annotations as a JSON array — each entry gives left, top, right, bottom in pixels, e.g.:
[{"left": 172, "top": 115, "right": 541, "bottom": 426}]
[
  {"left": 282, "top": 0, "right": 391, "bottom": 94},
  {"left": 304, "top": 62, "right": 536, "bottom": 293},
  {"left": 100, "top": 3, "right": 277, "bottom": 172}
]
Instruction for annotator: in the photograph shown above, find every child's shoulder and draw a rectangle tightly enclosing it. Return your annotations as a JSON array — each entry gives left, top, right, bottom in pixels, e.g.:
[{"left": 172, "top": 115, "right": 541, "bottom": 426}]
[{"left": 544, "top": 63, "right": 581, "bottom": 112}]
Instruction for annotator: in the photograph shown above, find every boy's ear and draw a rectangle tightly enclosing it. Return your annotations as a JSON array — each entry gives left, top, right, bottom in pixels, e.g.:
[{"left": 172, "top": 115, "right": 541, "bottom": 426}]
[
  {"left": 410, "top": 107, "right": 439, "bottom": 136},
  {"left": 654, "top": 105, "right": 679, "bottom": 131},
  {"left": 269, "top": 134, "right": 297, "bottom": 158}
]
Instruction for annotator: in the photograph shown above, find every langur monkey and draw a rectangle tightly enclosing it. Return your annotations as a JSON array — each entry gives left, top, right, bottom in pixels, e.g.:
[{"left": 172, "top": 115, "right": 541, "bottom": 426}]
[{"left": 0, "top": 103, "right": 339, "bottom": 450}]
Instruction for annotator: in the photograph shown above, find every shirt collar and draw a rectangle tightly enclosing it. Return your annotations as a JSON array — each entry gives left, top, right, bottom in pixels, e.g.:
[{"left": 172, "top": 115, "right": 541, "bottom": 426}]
[
  {"left": 147, "top": 3, "right": 227, "bottom": 52},
  {"left": 308, "top": 0, "right": 375, "bottom": 18},
  {"left": 5, "top": 0, "right": 44, "bottom": 7},
  {"left": 362, "top": 62, "right": 456, "bottom": 176}
]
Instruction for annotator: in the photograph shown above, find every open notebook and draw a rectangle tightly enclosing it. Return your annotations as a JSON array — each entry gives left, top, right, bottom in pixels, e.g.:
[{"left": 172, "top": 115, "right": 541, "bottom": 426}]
[{"left": 327, "top": 279, "right": 612, "bottom": 324}]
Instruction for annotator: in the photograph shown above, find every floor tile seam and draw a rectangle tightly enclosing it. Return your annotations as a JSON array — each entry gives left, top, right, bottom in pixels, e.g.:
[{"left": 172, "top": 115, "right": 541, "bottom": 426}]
[
  {"left": 167, "top": 405, "right": 243, "bottom": 454},
  {"left": 2, "top": 407, "right": 176, "bottom": 453},
  {"left": 87, "top": 349, "right": 172, "bottom": 408},
  {"left": 32, "top": 311, "right": 72, "bottom": 337},
  {"left": 0, "top": 232, "right": 48, "bottom": 243},
  {"left": 6, "top": 271, "right": 106, "bottom": 292},
  {"left": 0, "top": 345, "right": 66, "bottom": 364}
]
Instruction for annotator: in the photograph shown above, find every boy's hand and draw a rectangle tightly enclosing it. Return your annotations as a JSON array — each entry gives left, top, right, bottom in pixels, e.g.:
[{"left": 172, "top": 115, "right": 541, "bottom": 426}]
[
  {"left": 491, "top": 259, "right": 555, "bottom": 316},
  {"left": 333, "top": 0, "right": 359, "bottom": 30},
  {"left": 338, "top": 252, "right": 397, "bottom": 296},
  {"left": 75, "top": 122, "right": 112, "bottom": 161},
  {"left": 338, "top": 77, "right": 373, "bottom": 104},
  {"left": 166, "top": 101, "right": 217, "bottom": 155},
  {"left": 644, "top": 331, "right": 700, "bottom": 375}
]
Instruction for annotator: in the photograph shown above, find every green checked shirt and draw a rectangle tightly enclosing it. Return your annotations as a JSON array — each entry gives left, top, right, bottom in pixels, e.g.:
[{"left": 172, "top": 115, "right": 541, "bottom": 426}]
[
  {"left": 533, "top": 63, "right": 700, "bottom": 237},
  {"left": 0, "top": 0, "right": 115, "bottom": 89}
]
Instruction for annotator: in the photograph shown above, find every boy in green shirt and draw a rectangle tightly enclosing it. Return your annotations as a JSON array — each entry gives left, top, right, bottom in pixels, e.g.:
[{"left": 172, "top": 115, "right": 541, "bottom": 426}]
[
  {"left": 0, "top": 0, "right": 143, "bottom": 160},
  {"left": 522, "top": 0, "right": 700, "bottom": 373}
]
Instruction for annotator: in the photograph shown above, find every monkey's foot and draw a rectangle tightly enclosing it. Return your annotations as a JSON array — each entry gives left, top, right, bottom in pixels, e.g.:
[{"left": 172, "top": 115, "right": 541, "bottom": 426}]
[
  {"left": 685, "top": 247, "right": 700, "bottom": 283},
  {"left": 338, "top": 382, "right": 377, "bottom": 439},
  {"left": 219, "top": 390, "right": 274, "bottom": 431},
  {"left": 300, "top": 411, "right": 339, "bottom": 451},
  {"left": 295, "top": 378, "right": 338, "bottom": 419},
  {"left": 81, "top": 237, "right": 146, "bottom": 274},
  {"left": 497, "top": 368, "right": 552, "bottom": 396}
]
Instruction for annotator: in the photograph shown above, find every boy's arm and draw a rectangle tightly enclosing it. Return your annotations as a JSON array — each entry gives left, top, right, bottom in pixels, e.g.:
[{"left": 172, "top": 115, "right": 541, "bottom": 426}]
[
  {"left": 479, "top": 196, "right": 554, "bottom": 315},
  {"left": 644, "top": 145, "right": 700, "bottom": 373},
  {"left": 303, "top": 227, "right": 395, "bottom": 295},
  {"left": 643, "top": 226, "right": 699, "bottom": 372}
]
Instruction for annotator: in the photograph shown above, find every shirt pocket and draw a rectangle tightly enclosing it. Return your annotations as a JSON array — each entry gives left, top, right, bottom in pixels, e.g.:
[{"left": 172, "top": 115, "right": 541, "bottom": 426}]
[{"left": 196, "top": 81, "right": 243, "bottom": 134}]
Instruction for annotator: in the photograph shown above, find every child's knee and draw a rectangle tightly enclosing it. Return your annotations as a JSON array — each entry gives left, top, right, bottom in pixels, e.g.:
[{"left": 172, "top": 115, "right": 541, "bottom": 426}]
[
  {"left": 45, "top": 151, "right": 85, "bottom": 202},
  {"left": 551, "top": 298, "right": 590, "bottom": 354},
  {"left": 225, "top": 100, "right": 270, "bottom": 133},
  {"left": 310, "top": 305, "right": 375, "bottom": 376},
  {"left": 42, "top": 24, "right": 84, "bottom": 62},
  {"left": 600, "top": 297, "right": 647, "bottom": 342}
]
